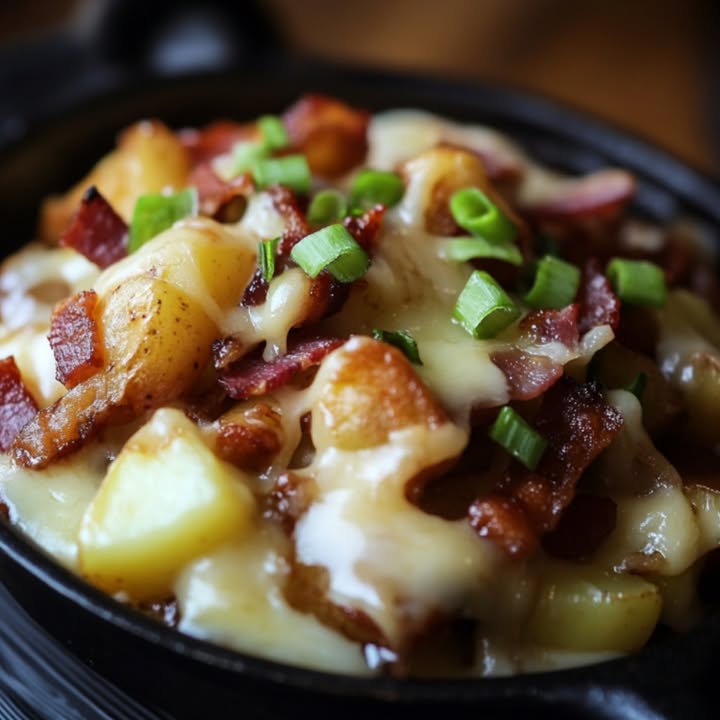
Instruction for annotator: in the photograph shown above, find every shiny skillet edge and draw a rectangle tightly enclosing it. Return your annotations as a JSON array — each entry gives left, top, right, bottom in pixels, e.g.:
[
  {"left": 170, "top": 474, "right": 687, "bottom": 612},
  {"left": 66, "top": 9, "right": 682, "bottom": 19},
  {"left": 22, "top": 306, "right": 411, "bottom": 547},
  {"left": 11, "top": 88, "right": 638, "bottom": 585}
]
[{"left": 0, "top": 64, "right": 719, "bottom": 719}]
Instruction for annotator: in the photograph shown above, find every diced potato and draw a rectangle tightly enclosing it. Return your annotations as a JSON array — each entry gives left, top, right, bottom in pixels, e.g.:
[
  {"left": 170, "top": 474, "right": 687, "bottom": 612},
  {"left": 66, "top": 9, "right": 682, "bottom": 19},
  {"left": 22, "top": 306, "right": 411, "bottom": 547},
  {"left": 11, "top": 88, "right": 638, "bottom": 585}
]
[
  {"left": 78, "top": 408, "right": 256, "bottom": 601},
  {"left": 40, "top": 121, "right": 190, "bottom": 242},
  {"left": 310, "top": 336, "right": 448, "bottom": 452},
  {"left": 527, "top": 562, "right": 661, "bottom": 652}
]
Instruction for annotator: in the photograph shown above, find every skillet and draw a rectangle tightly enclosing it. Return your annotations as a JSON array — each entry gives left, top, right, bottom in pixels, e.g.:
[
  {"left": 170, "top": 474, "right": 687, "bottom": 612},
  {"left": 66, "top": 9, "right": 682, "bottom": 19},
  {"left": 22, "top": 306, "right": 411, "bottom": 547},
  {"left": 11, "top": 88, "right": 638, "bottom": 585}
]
[{"left": 1, "top": 4, "right": 720, "bottom": 718}]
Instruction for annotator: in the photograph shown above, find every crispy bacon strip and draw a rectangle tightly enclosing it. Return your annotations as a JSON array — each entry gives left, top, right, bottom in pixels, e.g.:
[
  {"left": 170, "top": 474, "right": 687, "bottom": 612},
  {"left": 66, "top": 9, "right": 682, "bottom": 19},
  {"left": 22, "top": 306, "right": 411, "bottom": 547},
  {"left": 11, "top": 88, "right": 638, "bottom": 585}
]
[
  {"left": 219, "top": 337, "right": 345, "bottom": 401},
  {"left": 179, "top": 121, "right": 258, "bottom": 165},
  {"left": 283, "top": 94, "right": 369, "bottom": 178},
  {"left": 491, "top": 305, "right": 579, "bottom": 401},
  {"left": 522, "top": 169, "right": 636, "bottom": 222},
  {"left": 0, "top": 357, "right": 38, "bottom": 452},
  {"left": 343, "top": 205, "right": 386, "bottom": 251},
  {"left": 59, "top": 186, "right": 128, "bottom": 269},
  {"left": 577, "top": 258, "right": 621, "bottom": 335},
  {"left": 468, "top": 378, "right": 623, "bottom": 558},
  {"left": 48, "top": 290, "right": 103, "bottom": 388},
  {"left": 270, "top": 185, "right": 311, "bottom": 256}
]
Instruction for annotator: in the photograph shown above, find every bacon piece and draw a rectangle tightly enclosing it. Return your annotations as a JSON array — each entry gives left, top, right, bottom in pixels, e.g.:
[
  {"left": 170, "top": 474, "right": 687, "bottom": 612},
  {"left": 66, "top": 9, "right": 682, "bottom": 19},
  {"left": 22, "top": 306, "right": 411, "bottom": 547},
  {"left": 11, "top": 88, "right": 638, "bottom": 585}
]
[
  {"left": 491, "top": 350, "right": 564, "bottom": 402},
  {"left": 59, "top": 186, "right": 128, "bottom": 269},
  {"left": 343, "top": 205, "right": 386, "bottom": 251},
  {"left": 270, "top": 185, "right": 311, "bottom": 256},
  {"left": 468, "top": 378, "right": 623, "bottom": 558},
  {"left": 283, "top": 94, "right": 369, "bottom": 178},
  {"left": 219, "top": 337, "right": 345, "bottom": 401},
  {"left": 264, "top": 471, "right": 316, "bottom": 534},
  {"left": 0, "top": 500, "right": 8, "bottom": 520},
  {"left": 491, "top": 305, "right": 580, "bottom": 401},
  {"left": 522, "top": 169, "right": 636, "bottom": 222},
  {"left": 0, "top": 357, "right": 39, "bottom": 452},
  {"left": 577, "top": 258, "right": 621, "bottom": 334},
  {"left": 48, "top": 290, "right": 103, "bottom": 388},
  {"left": 187, "top": 162, "right": 253, "bottom": 220},
  {"left": 179, "top": 121, "right": 258, "bottom": 165}
]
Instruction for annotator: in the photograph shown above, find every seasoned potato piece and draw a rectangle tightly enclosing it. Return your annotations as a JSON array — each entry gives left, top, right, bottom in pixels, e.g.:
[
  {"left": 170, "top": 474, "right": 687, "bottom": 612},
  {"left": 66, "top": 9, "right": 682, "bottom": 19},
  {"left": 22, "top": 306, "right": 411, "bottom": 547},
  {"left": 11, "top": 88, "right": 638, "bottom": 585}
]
[
  {"left": 310, "top": 336, "right": 447, "bottom": 452},
  {"left": 527, "top": 562, "right": 661, "bottom": 652},
  {"left": 79, "top": 408, "right": 256, "bottom": 601},
  {"left": 40, "top": 121, "right": 190, "bottom": 243}
]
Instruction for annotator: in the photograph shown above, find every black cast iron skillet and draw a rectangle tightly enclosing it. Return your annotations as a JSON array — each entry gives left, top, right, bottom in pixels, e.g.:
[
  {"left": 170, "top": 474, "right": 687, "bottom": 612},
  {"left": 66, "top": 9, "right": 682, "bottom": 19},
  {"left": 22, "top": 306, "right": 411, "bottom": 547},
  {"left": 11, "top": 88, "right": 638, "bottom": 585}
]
[{"left": 2, "top": 4, "right": 720, "bottom": 719}]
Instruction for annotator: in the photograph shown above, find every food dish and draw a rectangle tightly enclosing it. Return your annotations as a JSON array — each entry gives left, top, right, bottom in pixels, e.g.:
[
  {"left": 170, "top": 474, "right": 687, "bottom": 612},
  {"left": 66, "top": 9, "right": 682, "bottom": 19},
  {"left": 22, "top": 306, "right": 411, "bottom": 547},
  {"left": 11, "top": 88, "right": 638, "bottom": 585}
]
[{"left": 1, "top": 92, "right": 719, "bottom": 681}]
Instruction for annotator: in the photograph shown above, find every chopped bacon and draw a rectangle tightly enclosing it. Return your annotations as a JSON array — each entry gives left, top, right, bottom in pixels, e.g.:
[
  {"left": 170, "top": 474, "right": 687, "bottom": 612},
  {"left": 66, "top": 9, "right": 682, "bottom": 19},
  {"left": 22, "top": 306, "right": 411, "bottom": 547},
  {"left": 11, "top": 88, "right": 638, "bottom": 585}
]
[
  {"left": 302, "top": 272, "right": 351, "bottom": 326},
  {"left": 270, "top": 185, "right": 311, "bottom": 256},
  {"left": 241, "top": 269, "right": 269, "bottom": 307},
  {"left": 219, "top": 337, "right": 345, "bottom": 401},
  {"left": 179, "top": 121, "right": 258, "bottom": 165},
  {"left": 0, "top": 500, "right": 8, "bottom": 520},
  {"left": 491, "top": 306, "right": 579, "bottom": 401},
  {"left": 187, "top": 162, "right": 253, "bottom": 220},
  {"left": 491, "top": 350, "right": 564, "bottom": 402},
  {"left": 264, "top": 471, "right": 316, "bottom": 534},
  {"left": 48, "top": 290, "right": 103, "bottom": 388},
  {"left": 468, "top": 377, "right": 623, "bottom": 558},
  {"left": 343, "top": 205, "right": 386, "bottom": 251},
  {"left": 216, "top": 402, "right": 284, "bottom": 471},
  {"left": 283, "top": 94, "right": 369, "bottom": 178},
  {"left": 522, "top": 169, "right": 636, "bottom": 222},
  {"left": 59, "top": 186, "right": 128, "bottom": 268},
  {"left": 0, "top": 357, "right": 38, "bottom": 452},
  {"left": 577, "top": 258, "right": 621, "bottom": 334}
]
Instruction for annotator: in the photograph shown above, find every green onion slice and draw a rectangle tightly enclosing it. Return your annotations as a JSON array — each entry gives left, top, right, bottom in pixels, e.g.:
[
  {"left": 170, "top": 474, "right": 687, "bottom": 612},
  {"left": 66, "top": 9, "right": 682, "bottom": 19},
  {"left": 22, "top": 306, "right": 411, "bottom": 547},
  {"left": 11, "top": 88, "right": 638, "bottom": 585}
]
[
  {"left": 290, "top": 224, "right": 369, "bottom": 283},
  {"left": 453, "top": 270, "right": 521, "bottom": 339},
  {"left": 349, "top": 169, "right": 404, "bottom": 210},
  {"left": 129, "top": 187, "right": 198, "bottom": 252},
  {"left": 523, "top": 255, "right": 581, "bottom": 309},
  {"left": 371, "top": 329, "right": 422, "bottom": 365},
  {"left": 252, "top": 155, "right": 312, "bottom": 194},
  {"left": 229, "top": 141, "right": 267, "bottom": 176},
  {"left": 258, "top": 237, "right": 280, "bottom": 282},
  {"left": 307, "top": 190, "right": 348, "bottom": 226},
  {"left": 606, "top": 258, "right": 667, "bottom": 307},
  {"left": 444, "top": 237, "right": 523, "bottom": 266},
  {"left": 258, "top": 115, "right": 289, "bottom": 151},
  {"left": 489, "top": 406, "right": 547, "bottom": 471},
  {"left": 449, "top": 188, "right": 516, "bottom": 244}
]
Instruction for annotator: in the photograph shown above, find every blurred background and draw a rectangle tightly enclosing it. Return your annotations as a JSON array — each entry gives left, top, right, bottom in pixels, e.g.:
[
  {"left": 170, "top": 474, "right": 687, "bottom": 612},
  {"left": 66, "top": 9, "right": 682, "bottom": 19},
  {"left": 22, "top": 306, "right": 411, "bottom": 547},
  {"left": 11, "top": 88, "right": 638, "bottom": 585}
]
[{"left": 0, "top": 0, "right": 718, "bottom": 174}]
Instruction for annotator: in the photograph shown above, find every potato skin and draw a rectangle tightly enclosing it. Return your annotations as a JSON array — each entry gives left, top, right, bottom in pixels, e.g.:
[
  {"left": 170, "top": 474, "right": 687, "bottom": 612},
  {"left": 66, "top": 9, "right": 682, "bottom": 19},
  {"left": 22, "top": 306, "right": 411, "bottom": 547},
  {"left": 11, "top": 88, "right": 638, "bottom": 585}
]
[{"left": 311, "top": 336, "right": 447, "bottom": 452}]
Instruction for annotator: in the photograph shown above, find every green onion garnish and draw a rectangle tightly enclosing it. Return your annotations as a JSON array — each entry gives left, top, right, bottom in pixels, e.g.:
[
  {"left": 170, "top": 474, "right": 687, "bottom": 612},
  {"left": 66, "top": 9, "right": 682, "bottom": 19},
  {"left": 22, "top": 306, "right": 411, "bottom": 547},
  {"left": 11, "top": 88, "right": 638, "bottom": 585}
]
[
  {"left": 444, "top": 237, "right": 523, "bottom": 266},
  {"left": 489, "top": 406, "right": 547, "bottom": 471},
  {"left": 258, "top": 237, "right": 280, "bottom": 282},
  {"left": 349, "top": 169, "right": 404, "bottom": 210},
  {"left": 307, "top": 190, "right": 347, "bottom": 226},
  {"left": 606, "top": 258, "right": 667, "bottom": 307},
  {"left": 371, "top": 329, "right": 422, "bottom": 365},
  {"left": 258, "top": 115, "right": 289, "bottom": 151},
  {"left": 449, "top": 188, "right": 516, "bottom": 245},
  {"left": 129, "top": 187, "right": 198, "bottom": 252},
  {"left": 453, "top": 270, "right": 521, "bottom": 339},
  {"left": 625, "top": 371, "right": 648, "bottom": 400},
  {"left": 290, "top": 224, "right": 369, "bottom": 283},
  {"left": 523, "top": 255, "right": 581, "bottom": 309},
  {"left": 252, "top": 155, "right": 312, "bottom": 194},
  {"left": 230, "top": 141, "right": 267, "bottom": 176}
]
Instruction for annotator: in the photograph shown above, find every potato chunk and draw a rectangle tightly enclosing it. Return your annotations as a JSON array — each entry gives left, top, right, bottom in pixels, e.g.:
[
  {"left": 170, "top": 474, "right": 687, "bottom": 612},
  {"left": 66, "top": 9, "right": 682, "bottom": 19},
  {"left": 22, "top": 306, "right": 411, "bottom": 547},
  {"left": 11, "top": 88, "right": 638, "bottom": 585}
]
[
  {"left": 78, "top": 408, "right": 256, "bottom": 602},
  {"left": 527, "top": 562, "right": 661, "bottom": 652}
]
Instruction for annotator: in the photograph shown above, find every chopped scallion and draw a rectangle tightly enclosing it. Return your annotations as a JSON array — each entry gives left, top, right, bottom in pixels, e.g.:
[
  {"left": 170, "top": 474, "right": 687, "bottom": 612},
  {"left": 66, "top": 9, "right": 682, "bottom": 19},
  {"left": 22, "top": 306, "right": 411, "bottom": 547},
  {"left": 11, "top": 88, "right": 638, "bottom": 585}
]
[
  {"left": 290, "top": 224, "right": 369, "bottom": 283},
  {"left": 371, "top": 329, "right": 422, "bottom": 365},
  {"left": 523, "top": 255, "right": 581, "bottom": 309},
  {"left": 307, "top": 190, "right": 347, "bottom": 226},
  {"left": 606, "top": 258, "right": 667, "bottom": 307},
  {"left": 129, "top": 187, "right": 198, "bottom": 252},
  {"left": 252, "top": 154, "right": 311, "bottom": 194},
  {"left": 258, "top": 115, "right": 289, "bottom": 151},
  {"left": 258, "top": 237, "right": 280, "bottom": 282},
  {"left": 229, "top": 141, "right": 267, "bottom": 176},
  {"left": 449, "top": 188, "right": 516, "bottom": 245},
  {"left": 453, "top": 270, "right": 520, "bottom": 339},
  {"left": 349, "top": 169, "right": 404, "bottom": 210},
  {"left": 444, "top": 237, "right": 523, "bottom": 266},
  {"left": 489, "top": 406, "right": 547, "bottom": 471}
]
